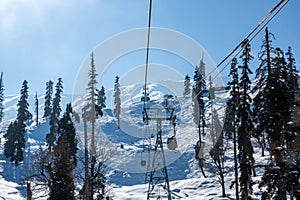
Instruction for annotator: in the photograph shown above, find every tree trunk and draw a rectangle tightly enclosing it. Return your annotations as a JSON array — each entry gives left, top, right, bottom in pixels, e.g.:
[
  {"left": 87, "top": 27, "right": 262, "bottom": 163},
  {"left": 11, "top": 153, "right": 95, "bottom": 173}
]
[
  {"left": 233, "top": 120, "right": 239, "bottom": 200},
  {"left": 83, "top": 120, "right": 90, "bottom": 200},
  {"left": 27, "top": 181, "right": 32, "bottom": 200}
]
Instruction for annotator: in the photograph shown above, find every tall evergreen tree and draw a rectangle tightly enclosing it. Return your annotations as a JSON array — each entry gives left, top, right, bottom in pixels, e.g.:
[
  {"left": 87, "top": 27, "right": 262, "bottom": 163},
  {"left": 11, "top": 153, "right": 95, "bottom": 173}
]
[
  {"left": 17, "top": 80, "right": 32, "bottom": 123},
  {"left": 183, "top": 74, "right": 191, "bottom": 96},
  {"left": 4, "top": 121, "right": 25, "bottom": 166},
  {"left": 285, "top": 46, "right": 299, "bottom": 103},
  {"left": 113, "top": 76, "right": 121, "bottom": 129},
  {"left": 259, "top": 48, "right": 292, "bottom": 200},
  {"left": 4, "top": 80, "right": 31, "bottom": 165},
  {"left": 252, "top": 28, "right": 275, "bottom": 157},
  {"left": 82, "top": 52, "right": 101, "bottom": 199},
  {"left": 96, "top": 86, "right": 106, "bottom": 117},
  {"left": 193, "top": 58, "right": 207, "bottom": 177},
  {"left": 237, "top": 41, "right": 255, "bottom": 199},
  {"left": 0, "top": 72, "right": 4, "bottom": 122},
  {"left": 46, "top": 78, "right": 63, "bottom": 151},
  {"left": 49, "top": 104, "right": 77, "bottom": 200},
  {"left": 193, "top": 60, "right": 206, "bottom": 137},
  {"left": 224, "top": 58, "right": 239, "bottom": 200},
  {"left": 209, "top": 109, "right": 226, "bottom": 197},
  {"left": 35, "top": 92, "right": 39, "bottom": 125},
  {"left": 43, "top": 80, "right": 53, "bottom": 118}
]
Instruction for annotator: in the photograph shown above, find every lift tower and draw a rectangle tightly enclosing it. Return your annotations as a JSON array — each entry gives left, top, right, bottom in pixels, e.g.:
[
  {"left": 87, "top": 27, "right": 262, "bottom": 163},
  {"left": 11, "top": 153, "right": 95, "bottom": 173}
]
[{"left": 143, "top": 107, "right": 175, "bottom": 200}]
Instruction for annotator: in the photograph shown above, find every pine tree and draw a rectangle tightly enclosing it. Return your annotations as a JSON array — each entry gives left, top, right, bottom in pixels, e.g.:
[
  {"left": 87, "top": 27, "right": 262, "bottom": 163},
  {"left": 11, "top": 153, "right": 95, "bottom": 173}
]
[
  {"left": 0, "top": 72, "right": 4, "bottom": 122},
  {"left": 4, "top": 121, "right": 25, "bottom": 166},
  {"left": 259, "top": 48, "right": 292, "bottom": 200},
  {"left": 209, "top": 109, "right": 226, "bottom": 197},
  {"left": 193, "top": 61, "right": 206, "bottom": 137},
  {"left": 193, "top": 58, "right": 207, "bottom": 177},
  {"left": 43, "top": 80, "right": 53, "bottom": 118},
  {"left": 183, "top": 74, "right": 191, "bottom": 96},
  {"left": 82, "top": 52, "right": 101, "bottom": 199},
  {"left": 224, "top": 58, "right": 239, "bottom": 200},
  {"left": 46, "top": 78, "right": 63, "bottom": 151},
  {"left": 113, "top": 76, "right": 121, "bottom": 129},
  {"left": 285, "top": 46, "right": 299, "bottom": 104},
  {"left": 17, "top": 80, "right": 32, "bottom": 123},
  {"left": 4, "top": 80, "right": 31, "bottom": 165},
  {"left": 4, "top": 122, "right": 16, "bottom": 160},
  {"left": 252, "top": 28, "right": 275, "bottom": 157},
  {"left": 49, "top": 104, "right": 77, "bottom": 200},
  {"left": 96, "top": 86, "right": 106, "bottom": 117},
  {"left": 208, "top": 75, "right": 215, "bottom": 101},
  {"left": 237, "top": 40, "right": 255, "bottom": 199},
  {"left": 35, "top": 92, "right": 39, "bottom": 125}
]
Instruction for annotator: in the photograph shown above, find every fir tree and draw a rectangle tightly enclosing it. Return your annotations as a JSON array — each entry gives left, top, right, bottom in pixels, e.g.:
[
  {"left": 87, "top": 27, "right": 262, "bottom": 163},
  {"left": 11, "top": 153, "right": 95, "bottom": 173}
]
[
  {"left": 113, "top": 76, "right": 121, "bottom": 129},
  {"left": 49, "top": 104, "right": 77, "bottom": 200},
  {"left": 193, "top": 58, "right": 207, "bottom": 177},
  {"left": 35, "top": 92, "right": 39, "bottom": 125},
  {"left": 4, "top": 122, "right": 16, "bottom": 160},
  {"left": 4, "top": 121, "right": 25, "bottom": 165},
  {"left": 183, "top": 74, "right": 191, "bottom": 96},
  {"left": 237, "top": 40, "right": 255, "bottom": 199},
  {"left": 96, "top": 86, "right": 106, "bottom": 117},
  {"left": 209, "top": 109, "right": 226, "bottom": 197},
  {"left": 82, "top": 52, "right": 101, "bottom": 199},
  {"left": 252, "top": 28, "right": 275, "bottom": 157},
  {"left": 4, "top": 80, "right": 31, "bottom": 165},
  {"left": 43, "top": 80, "right": 53, "bottom": 118},
  {"left": 259, "top": 48, "right": 292, "bottom": 200},
  {"left": 224, "top": 58, "right": 239, "bottom": 200},
  {"left": 208, "top": 75, "right": 215, "bottom": 101},
  {"left": 285, "top": 46, "right": 299, "bottom": 104},
  {"left": 193, "top": 60, "right": 206, "bottom": 137},
  {"left": 46, "top": 78, "right": 63, "bottom": 151},
  {"left": 0, "top": 72, "right": 4, "bottom": 122},
  {"left": 17, "top": 80, "right": 32, "bottom": 123}
]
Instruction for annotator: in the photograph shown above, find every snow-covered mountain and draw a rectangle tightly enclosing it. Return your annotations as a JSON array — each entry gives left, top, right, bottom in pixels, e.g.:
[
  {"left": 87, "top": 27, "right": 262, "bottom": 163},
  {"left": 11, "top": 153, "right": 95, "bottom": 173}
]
[{"left": 0, "top": 81, "right": 268, "bottom": 199}]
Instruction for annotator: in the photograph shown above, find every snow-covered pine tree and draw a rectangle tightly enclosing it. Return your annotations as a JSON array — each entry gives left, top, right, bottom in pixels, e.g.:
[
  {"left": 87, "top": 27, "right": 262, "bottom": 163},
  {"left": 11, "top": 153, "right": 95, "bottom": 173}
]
[
  {"left": 4, "top": 80, "right": 31, "bottom": 165},
  {"left": 46, "top": 78, "right": 63, "bottom": 152},
  {"left": 223, "top": 58, "right": 239, "bottom": 200},
  {"left": 17, "top": 80, "right": 32, "bottom": 123},
  {"left": 237, "top": 40, "right": 255, "bottom": 199},
  {"left": 4, "top": 122, "right": 16, "bottom": 161},
  {"left": 208, "top": 75, "right": 215, "bottom": 101},
  {"left": 0, "top": 72, "right": 4, "bottom": 122},
  {"left": 96, "top": 85, "right": 106, "bottom": 117},
  {"left": 49, "top": 104, "right": 77, "bottom": 200},
  {"left": 193, "top": 59, "right": 207, "bottom": 177},
  {"left": 209, "top": 109, "right": 226, "bottom": 197},
  {"left": 252, "top": 28, "right": 275, "bottom": 157},
  {"left": 183, "top": 74, "right": 191, "bottom": 96},
  {"left": 43, "top": 80, "right": 53, "bottom": 118},
  {"left": 113, "top": 76, "right": 121, "bottom": 129},
  {"left": 35, "top": 92, "right": 39, "bottom": 125},
  {"left": 285, "top": 46, "right": 299, "bottom": 104},
  {"left": 259, "top": 48, "right": 294, "bottom": 200},
  {"left": 193, "top": 61, "right": 206, "bottom": 136}
]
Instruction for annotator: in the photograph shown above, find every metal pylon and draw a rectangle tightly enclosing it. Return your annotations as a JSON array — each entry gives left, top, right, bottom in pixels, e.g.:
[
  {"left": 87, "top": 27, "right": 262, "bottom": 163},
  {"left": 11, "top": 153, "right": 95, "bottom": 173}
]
[
  {"left": 143, "top": 107, "right": 174, "bottom": 200},
  {"left": 145, "top": 120, "right": 171, "bottom": 200}
]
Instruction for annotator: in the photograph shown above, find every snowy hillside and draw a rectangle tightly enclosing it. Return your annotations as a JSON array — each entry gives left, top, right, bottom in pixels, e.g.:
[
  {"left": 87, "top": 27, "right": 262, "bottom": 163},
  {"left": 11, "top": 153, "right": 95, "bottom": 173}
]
[{"left": 0, "top": 81, "right": 268, "bottom": 199}]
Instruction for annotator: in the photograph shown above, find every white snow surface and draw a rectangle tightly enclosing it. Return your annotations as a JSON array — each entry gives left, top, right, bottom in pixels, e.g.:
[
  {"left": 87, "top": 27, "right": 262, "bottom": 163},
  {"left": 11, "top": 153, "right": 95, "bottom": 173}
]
[{"left": 0, "top": 82, "right": 269, "bottom": 199}]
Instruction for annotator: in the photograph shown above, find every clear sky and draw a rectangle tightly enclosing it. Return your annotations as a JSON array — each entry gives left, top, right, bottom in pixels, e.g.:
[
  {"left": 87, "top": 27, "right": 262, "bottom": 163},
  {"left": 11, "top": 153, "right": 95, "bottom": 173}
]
[{"left": 0, "top": 0, "right": 299, "bottom": 95}]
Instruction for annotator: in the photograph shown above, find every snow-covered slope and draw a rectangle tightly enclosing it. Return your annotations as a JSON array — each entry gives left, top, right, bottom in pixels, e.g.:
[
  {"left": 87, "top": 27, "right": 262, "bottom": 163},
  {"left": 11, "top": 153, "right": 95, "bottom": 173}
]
[{"left": 0, "top": 81, "right": 268, "bottom": 199}]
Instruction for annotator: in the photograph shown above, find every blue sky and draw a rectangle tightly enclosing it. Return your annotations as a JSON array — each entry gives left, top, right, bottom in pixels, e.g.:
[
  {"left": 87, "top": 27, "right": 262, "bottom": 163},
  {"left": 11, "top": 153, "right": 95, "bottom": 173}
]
[{"left": 0, "top": 0, "right": 299, "bottom": 95}]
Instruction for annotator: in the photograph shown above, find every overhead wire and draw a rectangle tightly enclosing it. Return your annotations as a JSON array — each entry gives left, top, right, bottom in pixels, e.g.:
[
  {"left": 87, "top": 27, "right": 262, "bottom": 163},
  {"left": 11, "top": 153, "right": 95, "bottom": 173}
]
[
  {"left": 209, "top": 0, "right": 289, "bottom": 86},
  {"left": 193, "top": 0, "right": 289, "bottom": 100},
  {"left": 143, "top": 0, "right": 152, "bottom": 109}
]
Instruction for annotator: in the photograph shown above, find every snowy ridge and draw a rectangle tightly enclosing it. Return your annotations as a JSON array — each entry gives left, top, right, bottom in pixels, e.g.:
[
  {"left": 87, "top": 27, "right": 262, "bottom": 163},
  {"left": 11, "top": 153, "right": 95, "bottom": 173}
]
[{"left": 0, "top": 81, "right": 268, "bottom": 199}]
